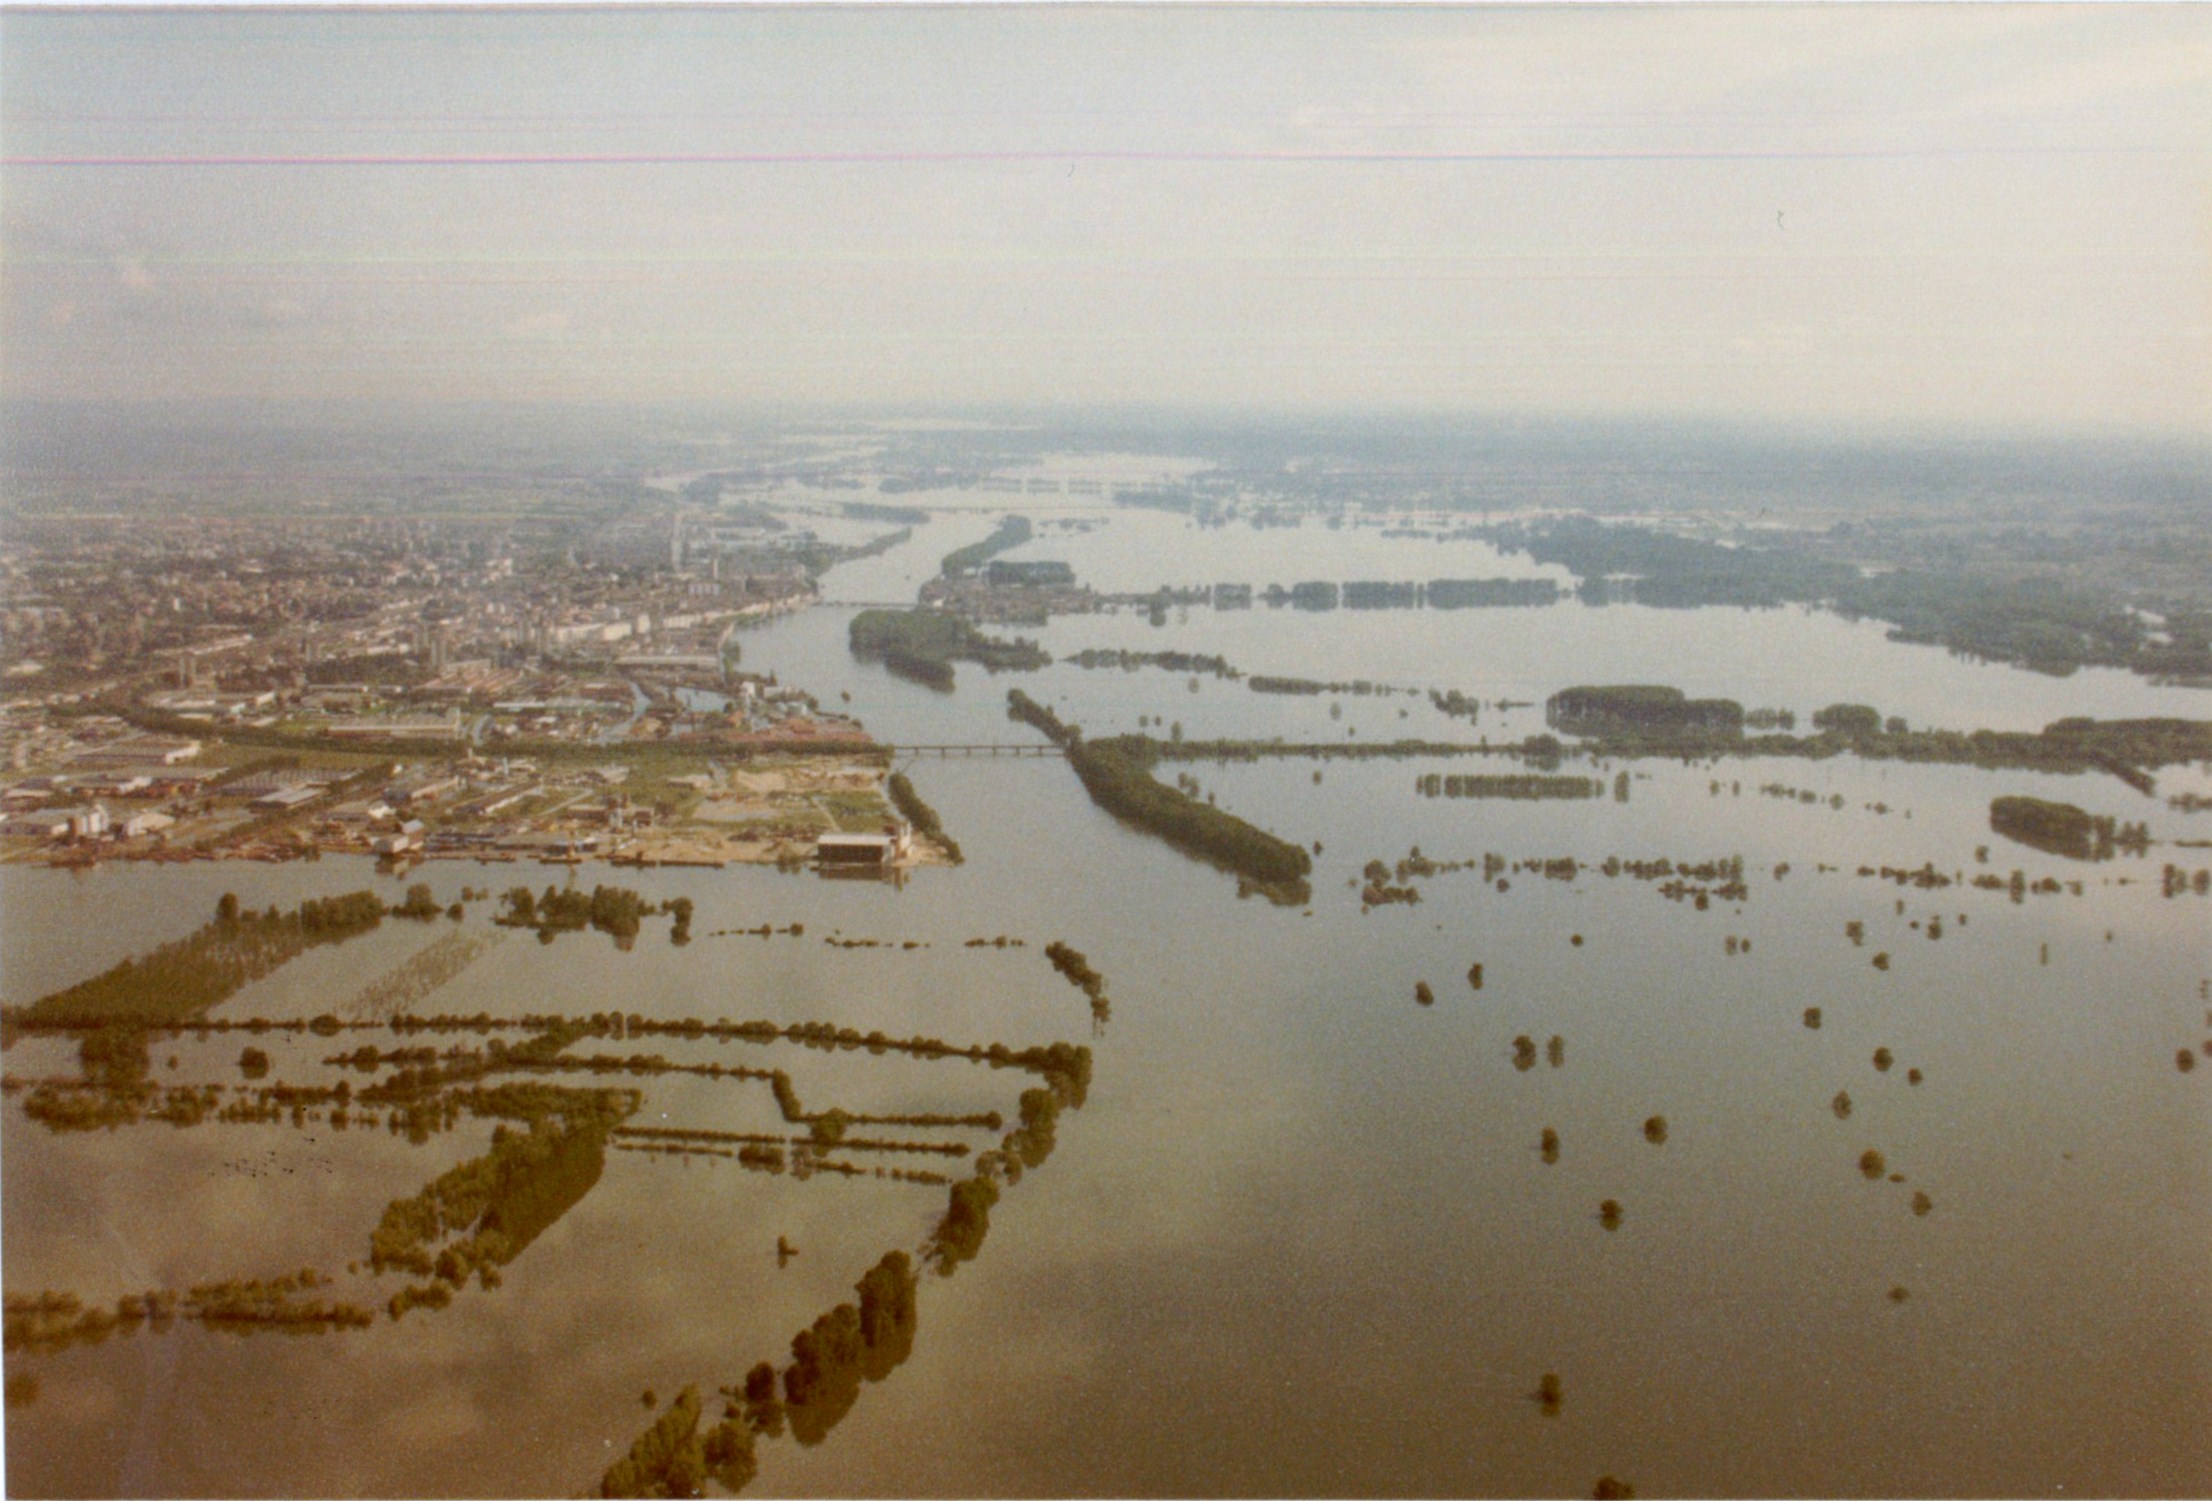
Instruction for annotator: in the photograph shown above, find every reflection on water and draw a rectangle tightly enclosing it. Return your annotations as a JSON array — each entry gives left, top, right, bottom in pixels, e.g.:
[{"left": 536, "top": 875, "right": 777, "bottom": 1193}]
[
  {"left": 4, "top": 511, "right": 2210, "bottom": 1496},
  {"left": 6, "top": 890, "right": 1093, "bottom": 1497}
]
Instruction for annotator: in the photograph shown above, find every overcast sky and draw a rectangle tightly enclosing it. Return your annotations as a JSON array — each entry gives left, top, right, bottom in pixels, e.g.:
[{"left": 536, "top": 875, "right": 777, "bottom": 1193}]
[{"left": 2, "top": 5, "right": 2206, "bottom": 435}]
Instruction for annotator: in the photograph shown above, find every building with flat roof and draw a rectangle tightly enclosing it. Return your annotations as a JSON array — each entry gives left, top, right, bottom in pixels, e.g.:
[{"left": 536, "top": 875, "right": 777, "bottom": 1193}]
[
  {"left": 815, "top": 824, "right": 913, "bottom": 867},
  {"left": 2, "top": 808, "right": 77, "bottom": 840},
  {"left": 71, "top": 736, "right": 202, "bottom": 767}
]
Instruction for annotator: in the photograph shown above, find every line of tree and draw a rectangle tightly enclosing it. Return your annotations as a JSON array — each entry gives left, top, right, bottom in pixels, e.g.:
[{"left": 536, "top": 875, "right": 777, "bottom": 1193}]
[
  {"left": 1248, "top": 675, "right": 1408, "bottom": 697},
  {"left": 596, "top": 1385, "right": 756, "bottom": 1498},
  {"left": 781, "top": 1250, "right": 920, "bottom": 1446},
  {"left": 1010, "top": 690, "right": 1311, "bottom": 903},
  {"left": 1989, "top": 795, "right": 2149, "bottom": 862},
  {"left": 495, "top": 884, "right": 687, "bottom": 944},
  {"left": 9, "top": 890, "right": 386, "bottom": 1031},
  {"left": 1067, "top": 648, "right": 1240, "bottom": 679},
  {"left": 370, "top": 1101, "right": 622, "bottom": 1289},
  {"left": 1548, "top": 685, "right": 1745, "bottom": 736},
  {"left": 1043, "top": 941, "right": 1107, "bottom": 1007},
  {"left": 938, "top": 514, "right": 1032, "bottom": 577},
  {"left": 1415, "top": 773, "right": 1601, "bottom": 800},
  {"left": 886, "top": 772, "right": 962, "bottom": 863}
]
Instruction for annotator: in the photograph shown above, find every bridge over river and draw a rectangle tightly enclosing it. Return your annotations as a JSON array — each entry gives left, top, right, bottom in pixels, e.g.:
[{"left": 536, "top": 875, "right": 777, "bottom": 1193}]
[{"left": 888, "top": 742, "right": 1066, "bottom": 757}]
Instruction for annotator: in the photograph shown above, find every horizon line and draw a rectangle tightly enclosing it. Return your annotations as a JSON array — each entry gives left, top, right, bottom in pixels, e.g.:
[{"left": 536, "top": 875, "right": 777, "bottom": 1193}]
[{"left": 5, "top": 145, "right": 2186, "bottom": 169}]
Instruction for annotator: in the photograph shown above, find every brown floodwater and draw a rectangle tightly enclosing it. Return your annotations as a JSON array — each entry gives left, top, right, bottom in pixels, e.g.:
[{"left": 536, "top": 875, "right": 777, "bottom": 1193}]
[{"left": 6, "top": 519, "right": 2211, "bottom": 1497}]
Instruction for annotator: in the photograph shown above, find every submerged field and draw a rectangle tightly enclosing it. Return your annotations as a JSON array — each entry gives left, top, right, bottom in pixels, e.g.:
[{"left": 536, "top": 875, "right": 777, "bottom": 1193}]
[{"left": 5, "top": 511, "right": 2210, "bottom": 1497}]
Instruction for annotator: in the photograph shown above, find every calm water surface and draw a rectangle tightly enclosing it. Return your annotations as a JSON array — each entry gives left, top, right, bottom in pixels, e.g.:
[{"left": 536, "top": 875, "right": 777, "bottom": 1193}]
[{"left": 5, "top": 514, "right": 2208, "bottom": 1497}]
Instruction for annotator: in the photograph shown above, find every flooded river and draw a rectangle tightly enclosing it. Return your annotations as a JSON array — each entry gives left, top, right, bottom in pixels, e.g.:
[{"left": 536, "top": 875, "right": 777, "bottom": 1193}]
[{"left": 5, "top": 511, "right": 2208, "bottom": 1497}]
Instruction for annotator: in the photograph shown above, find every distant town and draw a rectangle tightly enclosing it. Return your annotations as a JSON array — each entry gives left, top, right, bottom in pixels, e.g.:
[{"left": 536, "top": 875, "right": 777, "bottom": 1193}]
[{"left": 0, "top": 496, "right": 947, "bottom": 872}]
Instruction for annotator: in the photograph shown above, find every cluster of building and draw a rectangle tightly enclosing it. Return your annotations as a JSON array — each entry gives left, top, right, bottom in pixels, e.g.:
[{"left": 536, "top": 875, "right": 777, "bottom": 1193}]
[{"left": 0, "top": 727, "right": 212, "bottom": 845}]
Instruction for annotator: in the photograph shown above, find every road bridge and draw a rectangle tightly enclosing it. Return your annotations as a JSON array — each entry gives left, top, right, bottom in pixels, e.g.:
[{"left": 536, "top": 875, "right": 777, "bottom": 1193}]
[{"left": 889, "top": 742, "right": 1065, "bottom": 757}]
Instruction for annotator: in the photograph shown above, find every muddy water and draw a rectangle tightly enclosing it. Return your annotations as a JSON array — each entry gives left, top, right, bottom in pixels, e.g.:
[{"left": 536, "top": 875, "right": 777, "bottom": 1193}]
[{"left": 4, "top": 513, "right": 2208, "bottom": 1497}]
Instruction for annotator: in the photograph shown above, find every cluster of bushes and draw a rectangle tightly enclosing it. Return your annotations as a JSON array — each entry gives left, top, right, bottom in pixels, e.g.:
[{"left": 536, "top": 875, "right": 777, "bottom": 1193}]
[
  {"left": 1430, "top": 689, "right": 1481, "bottom": 722},
  {"left": 390, "top": 883, "right": 445, "bottom": 921},
  {"left": 1989, "top": 796, "right": 2149, "bottom": 862},
  {"left": 848, "top": 608, "right": 1048, "bottom": 688},
  {"left": 496, "top": 884, "right": 686, "bottom": 944},
  {"left": 597, "top": 1385, "right": 755, "bottom": 1498},
  {"left": 1548, "top": 685, "right": 1745, "bottom": 736}
]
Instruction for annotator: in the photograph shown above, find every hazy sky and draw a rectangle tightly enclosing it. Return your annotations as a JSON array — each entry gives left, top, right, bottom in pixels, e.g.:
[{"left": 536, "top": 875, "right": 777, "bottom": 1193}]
[{"left": 3, "top": 4, "right": 2206, "bottom": 435}]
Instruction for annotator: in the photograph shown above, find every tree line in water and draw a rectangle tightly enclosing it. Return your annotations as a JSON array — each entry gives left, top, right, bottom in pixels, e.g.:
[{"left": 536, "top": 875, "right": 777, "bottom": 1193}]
[
  {"left": 9, "top": 890, "right": 387, "bottom": 1033},
  {"left": 496, "top": 884, "right": 692, "bottom": 945},
  {"left": 1416, "top": 773, "right": 1602, "bottom": 800},
  {"left": 596, "top": 1248, "right": 925, "bottom": 1497},
  {"left": 1043, "top": 941, "right": 1110, "bottom": 1027},
  {"left": 591, "top": 1041, "right": 1095, "bottom": 1494},
  {"left": 1988, "top": 796, "right": 2150, "bottom": 862},
  {"left": 1008, "top": 689, "right": 1312, "bottom": 904},
  {"left": 886, "top": 772, "right": 962, "bottom": 863},
  {"left": 1069, "top": 647, "right": 1239, "bottom": 679},
  {"left": 848, "top": 608, "right": 1048, "bottom": 690},
  {"left": 7, "top": 886, "right": 1104, "bottom": 1493},
  {"left": 938, "top": 514, "right": 1032, "bottom": 577}
]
